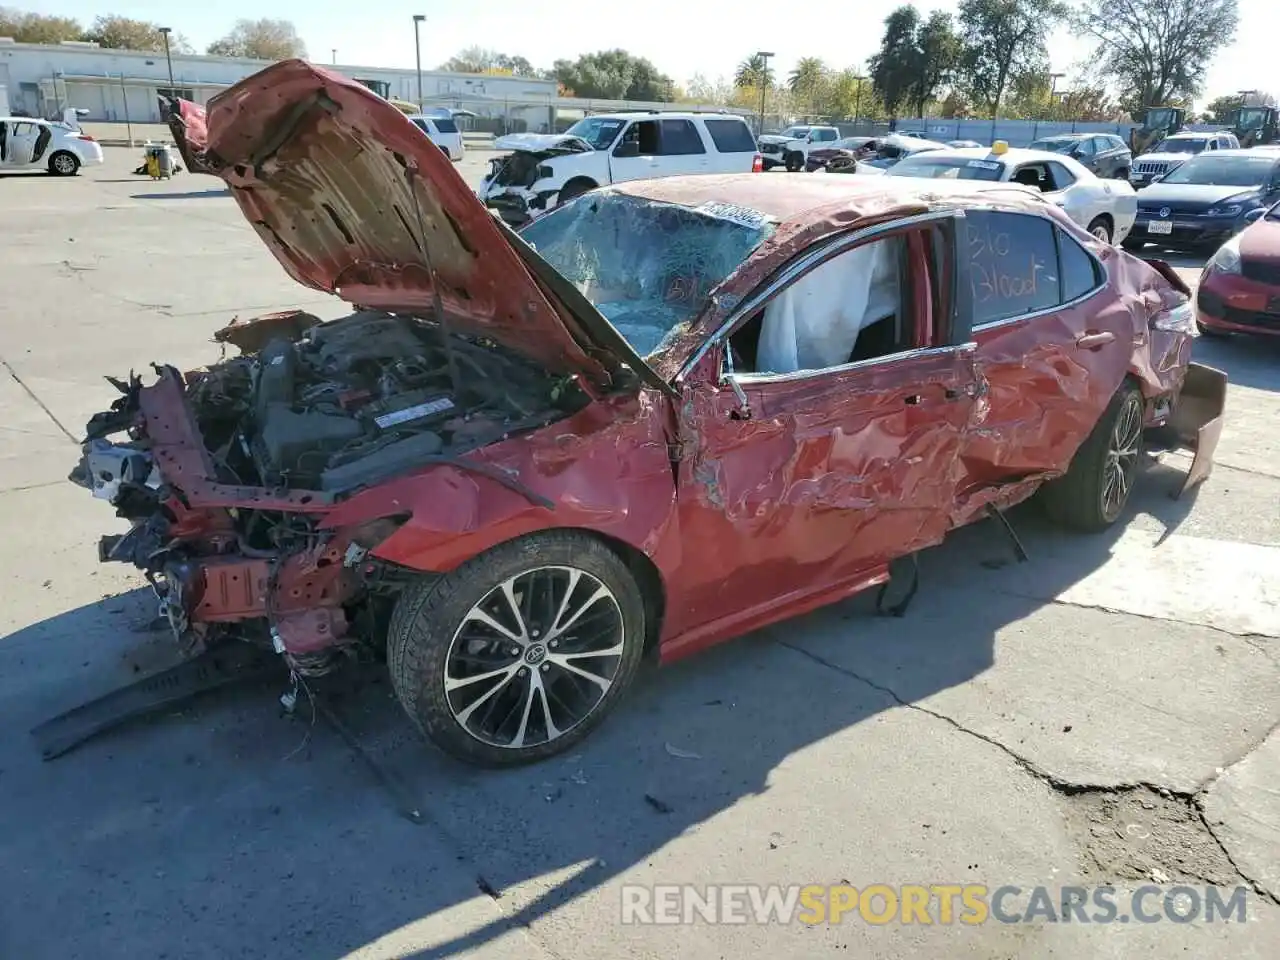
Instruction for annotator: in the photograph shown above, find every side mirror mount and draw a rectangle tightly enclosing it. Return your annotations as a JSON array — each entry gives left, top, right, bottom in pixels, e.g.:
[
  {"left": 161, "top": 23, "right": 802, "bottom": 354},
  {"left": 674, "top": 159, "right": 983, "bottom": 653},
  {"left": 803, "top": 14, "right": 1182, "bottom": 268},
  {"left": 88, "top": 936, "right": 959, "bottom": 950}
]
[{"left": 613, "top": 141, "right": 640, "bottom": 159}]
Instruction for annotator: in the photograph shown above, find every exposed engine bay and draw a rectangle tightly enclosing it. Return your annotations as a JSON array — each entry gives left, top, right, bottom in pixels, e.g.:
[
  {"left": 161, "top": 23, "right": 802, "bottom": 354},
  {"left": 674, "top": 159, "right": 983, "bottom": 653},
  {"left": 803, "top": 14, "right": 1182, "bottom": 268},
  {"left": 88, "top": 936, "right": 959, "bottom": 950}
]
[
  {"left": 486, "top": 137, "right": 591, "bottom": 189},
  {"left": 70, "top": 309, "right": 587, "bottom": 675},
  {"left": 189, "top": 309, "right": 577, "bottom": 492}
]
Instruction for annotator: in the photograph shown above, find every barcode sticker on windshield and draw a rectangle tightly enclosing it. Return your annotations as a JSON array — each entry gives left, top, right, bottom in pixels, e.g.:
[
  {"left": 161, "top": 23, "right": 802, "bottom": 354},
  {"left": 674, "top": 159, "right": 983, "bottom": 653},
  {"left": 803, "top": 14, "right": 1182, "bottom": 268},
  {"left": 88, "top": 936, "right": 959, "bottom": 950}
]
[
  {"left": 698, "top": 201, "right": 771, "bottom": 229},
  {"left": 966, "top": 160, "right": 1002, "bottom": 170}
]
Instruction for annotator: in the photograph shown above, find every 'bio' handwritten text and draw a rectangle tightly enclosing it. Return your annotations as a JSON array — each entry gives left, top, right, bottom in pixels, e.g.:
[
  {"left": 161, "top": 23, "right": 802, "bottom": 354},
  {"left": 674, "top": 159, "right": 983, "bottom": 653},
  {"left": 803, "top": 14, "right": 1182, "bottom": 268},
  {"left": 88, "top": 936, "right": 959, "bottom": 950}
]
[{"left": 966, "top": 220, "right": 1048, "bottom": 305}]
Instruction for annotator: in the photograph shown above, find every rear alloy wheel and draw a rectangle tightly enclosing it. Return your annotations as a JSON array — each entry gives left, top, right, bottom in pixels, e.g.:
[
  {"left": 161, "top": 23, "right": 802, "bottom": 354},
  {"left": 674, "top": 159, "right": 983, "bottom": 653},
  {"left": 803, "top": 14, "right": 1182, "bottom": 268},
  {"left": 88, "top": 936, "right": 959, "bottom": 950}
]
[
  {"left": 386, "top": 532, "right": 647, "bottom": 766},
  {"left": 1086, "top": 216, "right": 1113, "bottom": 244},
  {"left": 48, "top": 151, "right": 80, "bottom": 176},
  {"left": 1041, "top": 385, "right": 1145, "bottom": 532}
]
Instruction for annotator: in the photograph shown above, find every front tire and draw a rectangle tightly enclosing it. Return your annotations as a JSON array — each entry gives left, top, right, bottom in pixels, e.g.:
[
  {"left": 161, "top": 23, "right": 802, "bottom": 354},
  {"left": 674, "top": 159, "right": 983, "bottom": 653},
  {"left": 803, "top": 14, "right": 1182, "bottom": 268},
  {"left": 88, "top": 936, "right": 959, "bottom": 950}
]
[
  {"left": 1086, "top": 216, "right": 1113, "bottom": 244},
  {"left": 1041, "top": 384, "right": 1145, "bottom": 532},
  {"left": 386, "top": 531, "right": 647, "bottom": 766},
  {"left": 784, "top": 150, "right": 804, "bottom": 172},
  {"left": 48, "top": 151, "right": 80, "bottom": 176},
  {"left": 556, "top": 178, "right": 596, "bottom": 205}
]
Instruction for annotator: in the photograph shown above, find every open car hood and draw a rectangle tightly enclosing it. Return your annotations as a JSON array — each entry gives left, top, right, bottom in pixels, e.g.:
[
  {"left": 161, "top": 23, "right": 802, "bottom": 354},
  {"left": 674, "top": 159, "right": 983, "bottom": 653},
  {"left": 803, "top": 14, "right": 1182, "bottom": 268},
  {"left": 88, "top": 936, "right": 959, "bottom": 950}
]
[
  {"left": 492, "top": 132, "right": 594, "bottom": 154},
  {"left": 165, "top": 59, "right": 668, "bottom": 395}
]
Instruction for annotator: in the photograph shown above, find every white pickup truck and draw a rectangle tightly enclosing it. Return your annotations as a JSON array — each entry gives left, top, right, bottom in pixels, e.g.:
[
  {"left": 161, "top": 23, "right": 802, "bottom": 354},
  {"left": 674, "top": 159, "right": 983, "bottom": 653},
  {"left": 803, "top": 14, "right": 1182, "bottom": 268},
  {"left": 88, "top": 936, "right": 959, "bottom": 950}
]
[
  {"left": 756, "top": 124, "right": 842, "bottom": 171},
  {"left": 478, "top": 111, "right": 762, "bottom": 225}
]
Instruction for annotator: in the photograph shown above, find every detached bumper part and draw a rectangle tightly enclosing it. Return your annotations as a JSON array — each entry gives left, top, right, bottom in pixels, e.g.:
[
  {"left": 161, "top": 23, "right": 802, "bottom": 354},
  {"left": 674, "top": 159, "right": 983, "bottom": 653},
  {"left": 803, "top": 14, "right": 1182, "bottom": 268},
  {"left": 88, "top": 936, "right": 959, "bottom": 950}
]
[{"left": 1145, "top": 362, "right": 1226, "bottom": 498}]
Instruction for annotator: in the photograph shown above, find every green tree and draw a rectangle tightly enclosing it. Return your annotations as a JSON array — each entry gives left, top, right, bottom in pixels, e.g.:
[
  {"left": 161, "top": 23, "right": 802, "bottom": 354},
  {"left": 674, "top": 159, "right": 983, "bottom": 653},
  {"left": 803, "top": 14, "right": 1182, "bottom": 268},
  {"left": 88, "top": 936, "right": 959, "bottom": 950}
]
[
  {"left": 1074, "top": 0, "right": 1238, "bottom": 115},
  {"left": 84, "top": 15, "right": 191, "bottom": 54},
  {"left": 912, "top": 11, "right": 961, "bottom": 117},
  {"left": 439, "top": 47, "right": 541, "bottom": 77},
  {"left": 789, "top": 57, "right": 830, "bottom": 114},
  {"left": 868, "top": 6, "right": 922, "bottom": 117},
  {"left": 551, "top": 50, "right": 672, "bottom": 100},
  {"left": 685, "top": 73, "right": 735, "bottom": 105},
  {"left": 207, "top": 18, "right": 306, "bottom": 60},
  {"left": 820, "top": 68, "right": 873, "bottom": 118},
  {"left": 956, "top": 0, "right": 1066, "bottom": 117},
  {"left": 0, "top": 6, "right": 81, "bottom": 43},
  {"left": 734, "top": 54, "right": 775, "bottom": 90}
]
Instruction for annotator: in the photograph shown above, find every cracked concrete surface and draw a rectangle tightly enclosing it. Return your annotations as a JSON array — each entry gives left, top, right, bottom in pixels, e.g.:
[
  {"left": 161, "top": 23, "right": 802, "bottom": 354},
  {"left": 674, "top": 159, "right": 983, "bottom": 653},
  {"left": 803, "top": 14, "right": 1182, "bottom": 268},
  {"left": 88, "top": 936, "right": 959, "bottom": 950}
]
[{"left": 1, "top": 153, "right": 1279, "bottom": 959}]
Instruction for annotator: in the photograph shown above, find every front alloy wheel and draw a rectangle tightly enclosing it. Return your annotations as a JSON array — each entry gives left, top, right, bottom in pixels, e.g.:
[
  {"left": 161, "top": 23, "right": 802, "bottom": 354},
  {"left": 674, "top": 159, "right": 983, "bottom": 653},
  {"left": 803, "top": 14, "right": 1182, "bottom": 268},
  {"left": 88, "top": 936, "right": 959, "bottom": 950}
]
[{"left": 387, "top": 532, "right": 647, "bottom": 765}]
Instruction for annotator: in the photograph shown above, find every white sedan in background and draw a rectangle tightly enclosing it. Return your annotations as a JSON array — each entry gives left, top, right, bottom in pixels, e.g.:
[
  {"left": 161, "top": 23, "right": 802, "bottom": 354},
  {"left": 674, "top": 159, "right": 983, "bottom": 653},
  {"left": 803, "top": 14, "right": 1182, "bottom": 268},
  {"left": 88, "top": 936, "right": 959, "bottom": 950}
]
[
  {"left": 885, "top": 142, "right": 1138, "bottom": 245},
  {"left": 0, "top": 117, "right": 104, "bottom": 175}
]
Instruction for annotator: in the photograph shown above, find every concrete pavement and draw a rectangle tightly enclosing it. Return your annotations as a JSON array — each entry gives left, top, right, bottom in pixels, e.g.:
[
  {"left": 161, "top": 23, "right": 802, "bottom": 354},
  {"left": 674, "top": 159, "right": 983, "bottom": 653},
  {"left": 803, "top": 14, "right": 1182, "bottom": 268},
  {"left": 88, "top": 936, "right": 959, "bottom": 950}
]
[{"left": 1, "top": 150, "right": 1277, "bottom": 959}]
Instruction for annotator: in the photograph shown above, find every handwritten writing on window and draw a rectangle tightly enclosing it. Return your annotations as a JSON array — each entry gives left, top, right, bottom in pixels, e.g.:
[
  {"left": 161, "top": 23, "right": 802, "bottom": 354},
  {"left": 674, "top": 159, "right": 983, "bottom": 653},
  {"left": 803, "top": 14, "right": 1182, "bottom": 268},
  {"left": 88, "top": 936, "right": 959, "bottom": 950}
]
[{"left": 965, "top": 216, "right": 1055, "bottom": 319}]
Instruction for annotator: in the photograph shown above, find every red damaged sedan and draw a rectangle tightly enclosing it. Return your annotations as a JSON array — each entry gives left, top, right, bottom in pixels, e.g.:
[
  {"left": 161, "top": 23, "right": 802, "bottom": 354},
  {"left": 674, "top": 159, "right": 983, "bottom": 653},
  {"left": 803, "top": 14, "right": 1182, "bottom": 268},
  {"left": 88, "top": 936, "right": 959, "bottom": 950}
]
[
  {"left": 70, "top": 61, "right": 1225, "bottom": 766},
  {"left": 1196, "top": 201, "right": 1280, "bottom": 336}
]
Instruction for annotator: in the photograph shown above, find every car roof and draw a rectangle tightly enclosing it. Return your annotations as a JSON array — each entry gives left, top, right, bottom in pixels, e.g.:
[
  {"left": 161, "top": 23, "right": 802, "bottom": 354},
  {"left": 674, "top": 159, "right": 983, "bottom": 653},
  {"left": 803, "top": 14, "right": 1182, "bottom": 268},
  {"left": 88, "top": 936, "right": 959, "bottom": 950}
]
[
  {"left": 1163, "top": 131, "right": 1210, "bottom": 139},
  {"left": 1193, "top": 148, "right": 1280, "bottom": 159},
  {"left": 1, "top": 116, "right": 49, "bottom": 124},
  {"left": 590, "top": 111, "right": 745, "bottom": 122},
  {"left": 893, "top": 145, "right": 1086, "bottom": 167},
  {"left": 610, "top": 171, "right": 1050, "bottom": 224}
]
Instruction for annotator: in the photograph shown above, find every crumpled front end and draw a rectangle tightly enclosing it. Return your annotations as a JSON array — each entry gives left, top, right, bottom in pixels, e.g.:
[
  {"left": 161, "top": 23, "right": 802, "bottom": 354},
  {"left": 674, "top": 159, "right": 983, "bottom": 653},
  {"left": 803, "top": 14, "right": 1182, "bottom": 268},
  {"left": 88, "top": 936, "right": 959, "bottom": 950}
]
[
  {"left": 478, "top": 147, "right": 587, "bottom": 226},
  {"left": 70, "top": 309, "right": 591, "bottom": 676}
]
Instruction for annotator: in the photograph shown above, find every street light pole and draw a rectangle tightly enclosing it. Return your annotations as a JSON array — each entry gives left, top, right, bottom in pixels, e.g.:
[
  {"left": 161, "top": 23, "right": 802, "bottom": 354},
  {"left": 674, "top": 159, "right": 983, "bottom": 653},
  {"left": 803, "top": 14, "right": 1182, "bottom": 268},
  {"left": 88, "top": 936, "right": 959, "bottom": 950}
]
[
  {"left": 413, "top": 15, "right": 426, "bottom": 110},
  {"left": 332, "top": 49, "right": 337, "bottom": 65},
  {"left": 756, "top": 51, "right": 774, "bottom": 137},
  {"left": 853, "top": 75, "right": 864, "bottom": 127},
  {"left": 159, "top": 26, "right": 175, "bottom": 93}
]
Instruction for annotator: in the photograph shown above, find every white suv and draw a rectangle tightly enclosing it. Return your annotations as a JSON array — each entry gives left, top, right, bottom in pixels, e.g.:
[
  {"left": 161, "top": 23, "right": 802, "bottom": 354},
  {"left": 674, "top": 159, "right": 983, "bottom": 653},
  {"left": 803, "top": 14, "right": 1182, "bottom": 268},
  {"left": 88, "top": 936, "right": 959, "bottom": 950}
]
[
  {"left": 479, "top": 112, "right": 763, "bottom": 225},
  {"left": 408, "top": 112, "right": 465, "bottom": 161},
  {"left": 757, "top": 124, "right": 841, "bottom": 171},
  {"left": 1130, "top": 130, "right": 1239, "bottom": 188}
]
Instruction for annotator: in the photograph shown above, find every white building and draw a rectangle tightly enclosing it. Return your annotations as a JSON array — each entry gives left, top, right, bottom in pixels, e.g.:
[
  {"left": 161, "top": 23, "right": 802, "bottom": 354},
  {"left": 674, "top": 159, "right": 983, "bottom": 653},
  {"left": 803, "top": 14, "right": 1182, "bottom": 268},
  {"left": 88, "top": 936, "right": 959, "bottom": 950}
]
[{"left": 0, "top": 39, "right": 559, "bottom": 123}]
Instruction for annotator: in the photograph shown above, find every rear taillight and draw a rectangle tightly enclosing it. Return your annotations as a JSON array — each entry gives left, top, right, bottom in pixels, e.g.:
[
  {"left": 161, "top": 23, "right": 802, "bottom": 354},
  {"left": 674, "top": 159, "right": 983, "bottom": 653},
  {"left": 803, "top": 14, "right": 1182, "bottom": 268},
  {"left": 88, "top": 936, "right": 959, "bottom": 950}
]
[
  {"left": 77, "top": 134, "right": 95, "bottom": 142},
  {"left": 752, "top": 154, "right": 764, "bottom": 173}
]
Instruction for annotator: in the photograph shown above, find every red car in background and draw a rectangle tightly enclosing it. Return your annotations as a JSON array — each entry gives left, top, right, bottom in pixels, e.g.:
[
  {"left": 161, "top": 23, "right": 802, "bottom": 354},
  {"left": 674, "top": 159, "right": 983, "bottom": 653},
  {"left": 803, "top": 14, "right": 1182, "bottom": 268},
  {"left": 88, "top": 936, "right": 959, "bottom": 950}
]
[
  {"left": 1196, "top": 201, "right": 1280, "bottom": 337},
  {"left": 804, "top": 136, "right": 876, "bottom": 171},
  {"left": 66, "top": 60, "right": 1226, "bottom": 768}
]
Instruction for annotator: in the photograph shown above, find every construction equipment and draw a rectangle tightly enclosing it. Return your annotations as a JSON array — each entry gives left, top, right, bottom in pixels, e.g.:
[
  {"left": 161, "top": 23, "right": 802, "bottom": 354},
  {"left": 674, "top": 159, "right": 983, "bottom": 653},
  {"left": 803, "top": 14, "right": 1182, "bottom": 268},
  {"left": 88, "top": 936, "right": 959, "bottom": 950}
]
[
  {"left": 1228, "top": 105, "right": 1279, "bottom": 148},
  {"left": 1129, "top": 107, "right": 1187, "bottom": 156}
]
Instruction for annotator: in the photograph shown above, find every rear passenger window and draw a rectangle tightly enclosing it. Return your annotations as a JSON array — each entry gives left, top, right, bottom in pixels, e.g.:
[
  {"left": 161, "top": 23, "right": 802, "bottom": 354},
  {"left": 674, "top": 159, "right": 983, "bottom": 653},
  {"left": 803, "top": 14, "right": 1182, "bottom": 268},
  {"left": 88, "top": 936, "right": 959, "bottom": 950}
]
[
  {"left": 703, "top": 118, "right": 757, "bottom": 153},
  {"left": 658, "top": 119, "right": 706, "bottom": 155},
  {"left": 1059, "top": 229, "right": 1104, "bottom": 302},
  {"left": 962, "top": 210, "right": 1060, "bottom": 327}
]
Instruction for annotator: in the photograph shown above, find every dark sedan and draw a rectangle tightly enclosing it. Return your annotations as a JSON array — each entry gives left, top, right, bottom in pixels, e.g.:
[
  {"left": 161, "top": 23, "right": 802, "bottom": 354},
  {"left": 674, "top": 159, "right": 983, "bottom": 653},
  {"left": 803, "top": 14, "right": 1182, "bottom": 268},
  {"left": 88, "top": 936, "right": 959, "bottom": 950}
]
[
  {"left": 1122, "top": 150, "right": 1280, "bottom": 251},
  {"left": 803, "top": 136, "right": 875, "bottom": 172},
  {"left": 1028, "top": 133, "right": 1132, "bottom": 180}
]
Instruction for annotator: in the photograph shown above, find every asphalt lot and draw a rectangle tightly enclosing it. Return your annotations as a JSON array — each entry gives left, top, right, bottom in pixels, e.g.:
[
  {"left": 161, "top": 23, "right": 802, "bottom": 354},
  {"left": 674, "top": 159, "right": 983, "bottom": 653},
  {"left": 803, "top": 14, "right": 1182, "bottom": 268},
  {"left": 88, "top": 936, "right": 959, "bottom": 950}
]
[{"left": 2, "top": 149, "right": 1279, "bottom": 959}]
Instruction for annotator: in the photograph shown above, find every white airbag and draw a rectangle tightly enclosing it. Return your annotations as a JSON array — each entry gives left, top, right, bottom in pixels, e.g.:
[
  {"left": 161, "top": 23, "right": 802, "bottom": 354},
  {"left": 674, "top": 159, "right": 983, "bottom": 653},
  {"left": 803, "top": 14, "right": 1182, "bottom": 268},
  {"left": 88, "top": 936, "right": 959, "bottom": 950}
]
[{"left": 756, "top": 238, "right": 901, "bottom": 374}]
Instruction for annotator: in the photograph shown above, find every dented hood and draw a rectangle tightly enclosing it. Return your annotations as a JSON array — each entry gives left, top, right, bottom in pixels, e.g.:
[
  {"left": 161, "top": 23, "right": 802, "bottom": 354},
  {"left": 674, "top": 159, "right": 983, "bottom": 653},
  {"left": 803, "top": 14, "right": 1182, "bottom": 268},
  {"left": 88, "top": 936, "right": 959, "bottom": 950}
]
[
  {"left": 492, "top": 132, "right": 593, "bottom": 154},
  {"left": 167, "top": 59, "right": 664, "bottom": 392}
]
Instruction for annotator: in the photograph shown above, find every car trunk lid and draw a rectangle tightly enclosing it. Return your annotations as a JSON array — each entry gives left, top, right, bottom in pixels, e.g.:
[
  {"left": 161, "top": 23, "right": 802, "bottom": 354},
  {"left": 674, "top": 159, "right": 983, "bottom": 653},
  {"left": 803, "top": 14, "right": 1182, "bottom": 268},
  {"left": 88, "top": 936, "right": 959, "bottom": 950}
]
[{"left": 164, "top": 59, "right": 669, "bottom": 395}]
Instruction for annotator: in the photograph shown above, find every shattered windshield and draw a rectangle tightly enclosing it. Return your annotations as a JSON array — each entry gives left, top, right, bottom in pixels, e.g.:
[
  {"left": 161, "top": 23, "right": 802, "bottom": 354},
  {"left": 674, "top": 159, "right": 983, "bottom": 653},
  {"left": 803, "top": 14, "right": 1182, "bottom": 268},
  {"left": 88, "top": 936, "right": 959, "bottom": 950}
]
[
  {"left": 519, "top": 193, "right": 777, "bottom": 358},
  {"left": 1152, "top": 138, "right": 1206, "bottom": 154},
  {"left": 563, "top": 117, "right": 626, "bottom": 150}
]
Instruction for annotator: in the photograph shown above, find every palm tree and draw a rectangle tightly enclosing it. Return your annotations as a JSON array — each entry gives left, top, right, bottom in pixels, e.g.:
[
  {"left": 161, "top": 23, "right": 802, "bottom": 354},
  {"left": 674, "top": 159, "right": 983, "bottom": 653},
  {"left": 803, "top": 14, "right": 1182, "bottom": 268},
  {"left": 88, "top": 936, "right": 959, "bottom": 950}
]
[
  {"left": 734, "top": 53, "right": 774, "bottom": 90},
  {"left": 789, "top": 57, "right": 829, "bottom": 114}
]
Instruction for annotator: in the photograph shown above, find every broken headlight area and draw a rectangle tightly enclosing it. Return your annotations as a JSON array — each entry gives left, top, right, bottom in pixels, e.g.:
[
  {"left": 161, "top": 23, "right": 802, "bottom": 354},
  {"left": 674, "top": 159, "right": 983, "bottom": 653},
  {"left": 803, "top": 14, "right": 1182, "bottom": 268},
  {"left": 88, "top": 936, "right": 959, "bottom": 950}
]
[{"left": 72, "top": 308, "right": 590, "bottom": 675}]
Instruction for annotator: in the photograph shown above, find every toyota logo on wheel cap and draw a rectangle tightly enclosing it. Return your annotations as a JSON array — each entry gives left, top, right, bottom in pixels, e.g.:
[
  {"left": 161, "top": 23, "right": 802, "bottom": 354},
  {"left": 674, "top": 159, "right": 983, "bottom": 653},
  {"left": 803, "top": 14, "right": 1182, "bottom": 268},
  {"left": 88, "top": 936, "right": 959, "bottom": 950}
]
[{"left": 1159, "top": 207, "right": 1171, "bottom": 218}]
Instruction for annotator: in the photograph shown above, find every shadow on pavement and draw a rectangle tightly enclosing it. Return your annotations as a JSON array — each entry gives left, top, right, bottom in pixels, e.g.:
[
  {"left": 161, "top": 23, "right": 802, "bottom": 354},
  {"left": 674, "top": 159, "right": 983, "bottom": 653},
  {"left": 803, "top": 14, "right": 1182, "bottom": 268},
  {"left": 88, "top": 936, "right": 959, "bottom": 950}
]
[
  {"left": 129, "top": 189, "right": 231, "bottom": 200},
  {"left": 0, "top": 453, "right": 1208, "bottom": 958}
]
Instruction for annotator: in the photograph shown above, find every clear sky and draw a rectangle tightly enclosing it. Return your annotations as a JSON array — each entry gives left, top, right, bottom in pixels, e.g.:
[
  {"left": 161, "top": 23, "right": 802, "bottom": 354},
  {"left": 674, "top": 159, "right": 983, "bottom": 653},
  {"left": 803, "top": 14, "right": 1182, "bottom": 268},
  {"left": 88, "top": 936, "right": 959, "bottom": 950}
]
[{"left": 25, "top": 0, "right": 1274, "bottom": 105}]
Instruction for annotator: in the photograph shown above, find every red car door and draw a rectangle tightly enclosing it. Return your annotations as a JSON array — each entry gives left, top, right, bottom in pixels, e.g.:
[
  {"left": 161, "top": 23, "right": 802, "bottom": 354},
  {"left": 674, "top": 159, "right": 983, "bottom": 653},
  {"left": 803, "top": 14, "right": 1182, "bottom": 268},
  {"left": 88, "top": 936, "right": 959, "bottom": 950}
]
[
  {"left": 957, "top": 208, "right": 1127, "bottom": 491},
  {"left": 663, "top": 219, "right": 981, "bottom": 657}
]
